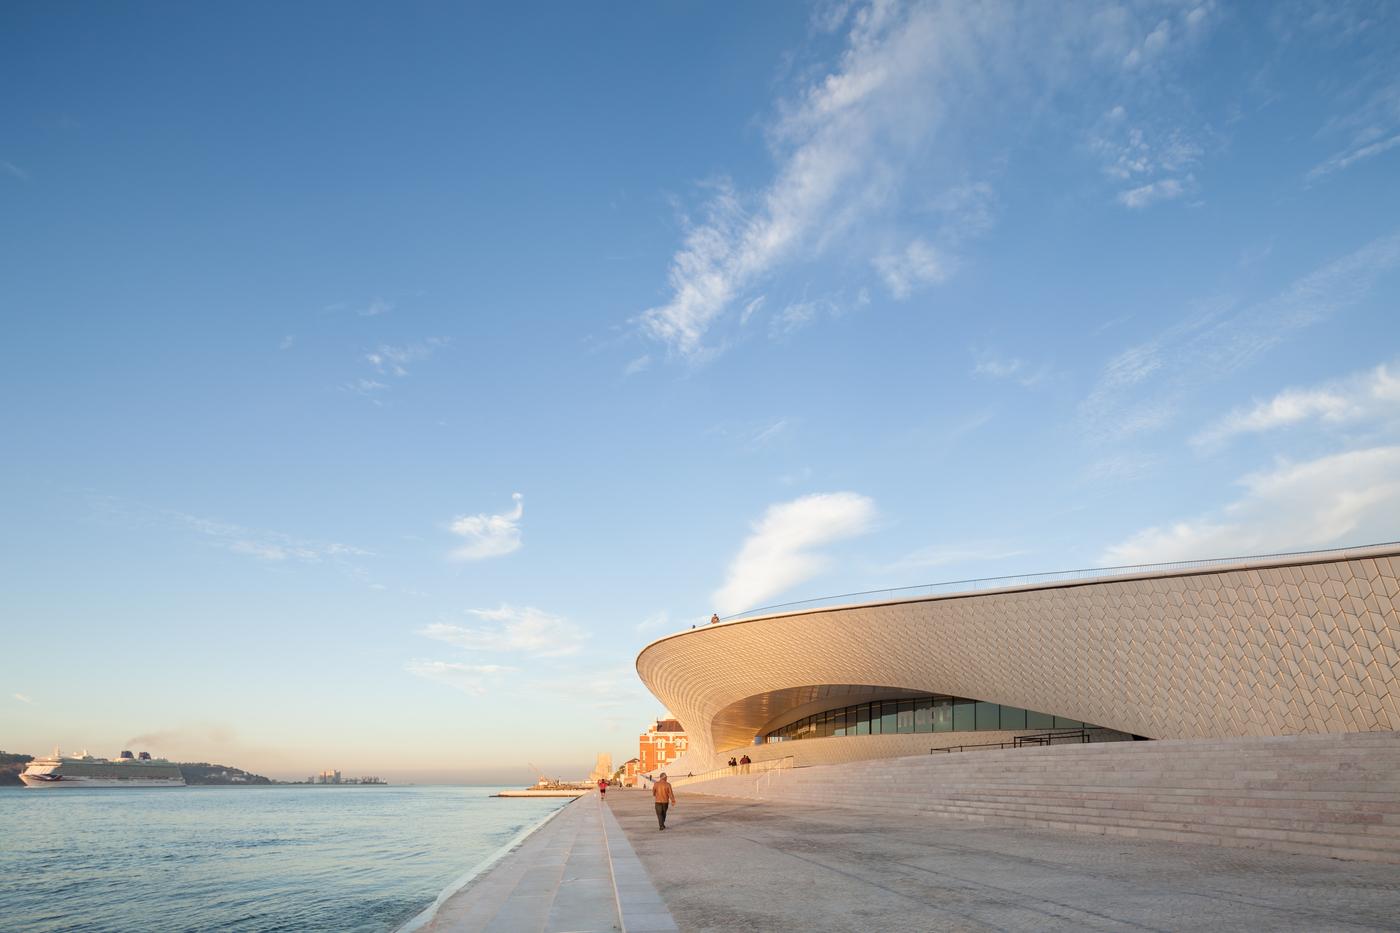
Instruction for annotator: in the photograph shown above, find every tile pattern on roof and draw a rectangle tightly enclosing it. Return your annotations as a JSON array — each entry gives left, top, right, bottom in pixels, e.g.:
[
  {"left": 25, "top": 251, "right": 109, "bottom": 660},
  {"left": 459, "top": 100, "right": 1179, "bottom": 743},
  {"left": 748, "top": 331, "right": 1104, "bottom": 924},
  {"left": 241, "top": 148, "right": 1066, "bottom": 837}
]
[{"left": 636, "top": 552, "right": 1400, "bottom": 765}]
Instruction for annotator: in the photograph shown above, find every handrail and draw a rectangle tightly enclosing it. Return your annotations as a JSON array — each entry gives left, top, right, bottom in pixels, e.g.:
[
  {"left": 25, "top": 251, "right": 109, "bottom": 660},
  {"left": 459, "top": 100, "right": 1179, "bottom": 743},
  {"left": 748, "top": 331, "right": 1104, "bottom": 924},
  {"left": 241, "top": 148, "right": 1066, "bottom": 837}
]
[
  {"left": 668, "top": 756, "right": 795, "bottom": 787},
  {"left": 930, "top": 728, "right": 1095, "bottom": 754},
  {"left": 712, "top": 540, "right": 1400, "bottom": 624}
]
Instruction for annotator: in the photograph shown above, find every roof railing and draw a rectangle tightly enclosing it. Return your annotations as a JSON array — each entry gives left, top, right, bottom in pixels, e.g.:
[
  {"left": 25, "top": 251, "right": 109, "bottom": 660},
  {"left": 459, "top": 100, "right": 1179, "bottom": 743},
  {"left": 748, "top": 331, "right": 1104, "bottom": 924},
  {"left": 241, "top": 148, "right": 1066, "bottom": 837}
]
[{"left": 708, "top": 540, "right": 1400, "bottom": 625}]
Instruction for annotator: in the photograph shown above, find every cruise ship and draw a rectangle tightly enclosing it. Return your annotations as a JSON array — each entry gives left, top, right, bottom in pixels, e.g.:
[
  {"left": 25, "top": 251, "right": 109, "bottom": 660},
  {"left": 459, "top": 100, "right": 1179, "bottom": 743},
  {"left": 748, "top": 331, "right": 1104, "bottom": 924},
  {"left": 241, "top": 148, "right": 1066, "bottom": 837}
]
[{"left": 20, "top": 749, "right": 186, "bottom": 788}]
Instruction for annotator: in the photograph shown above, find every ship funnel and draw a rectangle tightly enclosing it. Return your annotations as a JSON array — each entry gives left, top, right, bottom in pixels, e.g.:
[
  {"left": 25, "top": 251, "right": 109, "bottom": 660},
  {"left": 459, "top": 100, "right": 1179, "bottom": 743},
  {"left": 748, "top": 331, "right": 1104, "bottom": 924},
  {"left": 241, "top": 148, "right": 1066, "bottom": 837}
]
[
  {"left": 120, "top": 750, "right": 134, "bottom": 759},
  {"left": 139, "top": 751, "right": 151, "bottom": 760}
]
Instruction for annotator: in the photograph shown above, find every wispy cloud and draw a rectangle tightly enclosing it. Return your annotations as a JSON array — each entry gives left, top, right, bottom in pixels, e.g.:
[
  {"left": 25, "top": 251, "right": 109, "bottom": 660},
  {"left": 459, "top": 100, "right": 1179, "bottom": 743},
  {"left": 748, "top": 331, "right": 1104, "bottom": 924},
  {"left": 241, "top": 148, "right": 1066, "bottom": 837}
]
[
  {"left": 421, "top": 605, "right": 586, "bottom": 657},
  {"left": 635, "top": 3, "right": 1217, "bottom": 360},
  {"left": 366, "top": 337, "right": 448, "bottom": 377},
  {"left": 636, "top": 5, "right": 1015, "bottom": 360},
  {"left": 623, "top": 354, "right": 652, "bottom": 377},
  {"left": 448, "top": 493, "right": 523, "bottom": 561},
  {"left": 404, "top": 660, "right": 517, "bottom": 695},
  {"left": 1, "top": 160, "right": 30, "bottom": 182},
  {"left": 1100, "top": 446, "right": 1400, "bottom": 564},
  {"left": 278, "top": 335, "right": 296, "bottom": 351},
  {"left": 360, "top": 298, "right": 393, "bottom": 317},
  {"left": 1309, "top": 133, "right": 1400, "bottom": 180},
  {"left": 972, "top": 352, "right": 1049, "bottom": 387},
  {"left": 1091, "top": 104, "right": 1202, "bottom": 208},
  {"left": 171, "top": 511, "right": 370, "bottom": 564},
  {"left": 633, "top": 611, "right": 671, "bottom": 636},
  {"left": 880, "top": 543, "right": 1027, "bottom": 577},
  {"left": 13, "top": 692, "right": 34, "bottom": 705},
  {"left": 873, "top": 239, "right": 952, "bottom": 298},
  {"left": 1080, "top": 232, "right": 1400, "bottom": 440},
  {"left": 1194, "top": 360, "right": 1400, "bottom": 449},
  {"left": 1117, "top": 176, "right": 1191, "bottom": 208},
  {"left": 712, "top": 491, "right": 877, "bottom": 615}
]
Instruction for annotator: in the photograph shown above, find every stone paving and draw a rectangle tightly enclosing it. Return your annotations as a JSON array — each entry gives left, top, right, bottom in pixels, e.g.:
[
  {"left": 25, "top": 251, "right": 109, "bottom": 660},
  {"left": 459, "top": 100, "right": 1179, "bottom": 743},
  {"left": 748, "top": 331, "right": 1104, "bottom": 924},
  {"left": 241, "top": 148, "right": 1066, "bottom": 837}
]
[
  {"left": 421, "top": 792, "right": 677, "bottom": 933},
  {"left": 606, "top": 787, "right": 1400, "bottom": 932}
]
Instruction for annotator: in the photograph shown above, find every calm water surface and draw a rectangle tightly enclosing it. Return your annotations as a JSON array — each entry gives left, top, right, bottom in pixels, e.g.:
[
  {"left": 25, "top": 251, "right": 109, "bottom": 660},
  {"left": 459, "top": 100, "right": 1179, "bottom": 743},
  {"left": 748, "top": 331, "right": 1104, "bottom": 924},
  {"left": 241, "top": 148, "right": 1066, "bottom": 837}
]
[{"left": 0, "top": 785, "right": 565, "bottom": 932}]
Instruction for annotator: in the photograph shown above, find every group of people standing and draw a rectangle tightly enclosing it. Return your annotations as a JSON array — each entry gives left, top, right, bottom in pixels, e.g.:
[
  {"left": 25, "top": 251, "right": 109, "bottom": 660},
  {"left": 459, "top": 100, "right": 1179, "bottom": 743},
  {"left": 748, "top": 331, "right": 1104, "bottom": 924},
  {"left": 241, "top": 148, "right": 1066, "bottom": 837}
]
[{"left": 726, "top": 754, "right": 752, "bottom": 773}]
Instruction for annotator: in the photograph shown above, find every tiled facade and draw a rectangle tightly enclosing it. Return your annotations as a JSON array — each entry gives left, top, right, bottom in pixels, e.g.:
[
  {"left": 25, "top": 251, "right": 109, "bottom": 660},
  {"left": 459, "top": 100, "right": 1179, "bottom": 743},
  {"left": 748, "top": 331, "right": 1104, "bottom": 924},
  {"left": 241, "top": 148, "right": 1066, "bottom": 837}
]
[{"left": 636, "top": 545, "right": 1400, "bottom": 770}]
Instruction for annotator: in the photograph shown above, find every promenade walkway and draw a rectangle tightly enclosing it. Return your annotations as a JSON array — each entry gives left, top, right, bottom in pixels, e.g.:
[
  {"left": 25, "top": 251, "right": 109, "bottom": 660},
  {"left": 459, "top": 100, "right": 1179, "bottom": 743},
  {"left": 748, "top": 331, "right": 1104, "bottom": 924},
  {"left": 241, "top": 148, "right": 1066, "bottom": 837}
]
[
  {"left": 606, "top": 786, "right": 1400, "bottom": 932},
  {"left": 420, "top": 792, "right": 677, "bottom": 933}
]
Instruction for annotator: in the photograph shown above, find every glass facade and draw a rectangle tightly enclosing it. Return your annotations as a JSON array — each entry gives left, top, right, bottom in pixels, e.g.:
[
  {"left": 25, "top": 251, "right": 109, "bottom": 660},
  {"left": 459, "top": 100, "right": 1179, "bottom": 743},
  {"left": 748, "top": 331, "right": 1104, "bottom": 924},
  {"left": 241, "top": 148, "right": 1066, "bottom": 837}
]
[{"left": 763, "top": 694, "right": 1088, "bottom": 743}]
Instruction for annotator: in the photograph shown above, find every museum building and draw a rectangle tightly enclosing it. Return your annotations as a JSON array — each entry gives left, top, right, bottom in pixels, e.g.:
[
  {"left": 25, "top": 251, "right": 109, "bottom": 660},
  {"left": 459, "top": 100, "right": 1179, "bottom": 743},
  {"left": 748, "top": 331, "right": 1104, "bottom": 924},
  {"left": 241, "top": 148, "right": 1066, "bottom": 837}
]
[{"left": 636, "top": 543, "right": 1400, "bottom": 774}]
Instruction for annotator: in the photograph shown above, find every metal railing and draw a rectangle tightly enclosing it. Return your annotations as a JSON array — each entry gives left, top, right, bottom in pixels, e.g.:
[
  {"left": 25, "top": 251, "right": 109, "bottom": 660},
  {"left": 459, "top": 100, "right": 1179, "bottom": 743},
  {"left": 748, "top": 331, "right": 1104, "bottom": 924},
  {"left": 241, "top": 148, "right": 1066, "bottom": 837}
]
[
  {"left": 711, "top": 540, "right": 1399, "bottom": 625},
  {"left": 668, "top": 755, "right": 794, "bottom": 787},
  {"left": 930, "top": 728, "right": 1094, "bottom": 754}
]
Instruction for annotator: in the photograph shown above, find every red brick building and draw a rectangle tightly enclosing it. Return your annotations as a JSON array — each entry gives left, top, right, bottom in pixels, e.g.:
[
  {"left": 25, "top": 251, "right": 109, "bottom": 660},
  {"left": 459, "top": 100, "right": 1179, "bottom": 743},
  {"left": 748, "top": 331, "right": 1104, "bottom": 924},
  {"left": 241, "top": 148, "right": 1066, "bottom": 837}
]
[{"left": 630, "top": 717, "right": 688, "bottom": 784}]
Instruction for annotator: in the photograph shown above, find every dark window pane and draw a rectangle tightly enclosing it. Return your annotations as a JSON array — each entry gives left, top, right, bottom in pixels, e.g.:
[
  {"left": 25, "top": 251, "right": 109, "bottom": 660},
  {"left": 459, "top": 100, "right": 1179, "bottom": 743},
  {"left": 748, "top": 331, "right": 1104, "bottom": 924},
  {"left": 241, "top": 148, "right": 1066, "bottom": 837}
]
[
  {"left": 855, "top": 704, "right": 871, "bottom": 735},
  {"left": 832, "top": 709, "right": 847, "bottom": 737},
  {"left": 931, "top": 697, "right": 953, "bottom": 732},
  {"left": 975, "top": 701, "right": 1000, "bottom": 730},
  {"left": 881, "top": 704, "right": 898, "bottom": 735},
  {"left": 1053, "top": 716, "right": 1082, "bottom": 729},
  {"left": 1001, "top": 706, "right": 1027, "bottom": 730},
  {"left": 953, "top": 698, "right": 976, "bottom": 731},
  {"left": 914, "top": 701, "right": 932, "bottom": 733},
  {"left": 1026, "top": 709, "right": 1054, "bottom": 729},
  {"left": 897, "top": 700, "right": 915, "bottom": 734}
]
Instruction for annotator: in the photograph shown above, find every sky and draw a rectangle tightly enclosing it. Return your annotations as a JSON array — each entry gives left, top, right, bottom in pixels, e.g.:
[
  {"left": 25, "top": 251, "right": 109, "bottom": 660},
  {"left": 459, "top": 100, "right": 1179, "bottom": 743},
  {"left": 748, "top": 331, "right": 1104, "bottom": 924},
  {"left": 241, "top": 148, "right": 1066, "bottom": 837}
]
[{"left": 2, "top": 1, "right": 1398, "bottom": 783}]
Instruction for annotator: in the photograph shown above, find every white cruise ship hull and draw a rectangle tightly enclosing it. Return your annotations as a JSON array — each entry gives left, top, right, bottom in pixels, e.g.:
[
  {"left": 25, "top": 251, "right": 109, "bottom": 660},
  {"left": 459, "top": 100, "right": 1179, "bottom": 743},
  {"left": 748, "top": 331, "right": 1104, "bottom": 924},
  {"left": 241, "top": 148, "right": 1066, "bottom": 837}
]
[{"left": 20, "top": 774, "right": 184, "bottom": 788}]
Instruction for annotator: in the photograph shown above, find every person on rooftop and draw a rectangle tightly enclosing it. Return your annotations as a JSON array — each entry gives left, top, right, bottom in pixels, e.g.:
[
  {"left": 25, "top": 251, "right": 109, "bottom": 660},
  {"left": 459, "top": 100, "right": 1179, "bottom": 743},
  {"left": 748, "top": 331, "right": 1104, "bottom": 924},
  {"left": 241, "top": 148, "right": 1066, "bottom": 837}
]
[{"left": 710, "top": 613, "right": 720, "bottom": 624}]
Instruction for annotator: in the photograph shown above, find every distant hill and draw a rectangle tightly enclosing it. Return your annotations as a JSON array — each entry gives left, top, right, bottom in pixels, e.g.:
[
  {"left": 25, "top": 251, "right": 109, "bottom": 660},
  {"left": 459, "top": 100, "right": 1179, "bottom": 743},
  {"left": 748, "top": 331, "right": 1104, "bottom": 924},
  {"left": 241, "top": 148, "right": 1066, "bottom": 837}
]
[
  {"left": 178, "top": 762, "right": 275, "bottom": 785},
  {"left": 0, "top": 753, "right": 275, "bottom": 786},
  {"left": 0, "top": 751, "right": 34, "bottom": 786}
]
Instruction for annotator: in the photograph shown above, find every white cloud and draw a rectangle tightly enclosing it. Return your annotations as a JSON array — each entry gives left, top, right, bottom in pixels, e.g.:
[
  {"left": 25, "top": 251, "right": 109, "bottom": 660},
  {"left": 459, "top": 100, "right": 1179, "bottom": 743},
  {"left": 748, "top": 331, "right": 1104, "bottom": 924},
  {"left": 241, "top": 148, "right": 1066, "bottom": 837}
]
[
  {"left": 421, "top": 604, "right": 586, "bottom": 657},
  {"left": 278, "top": 335, "right": 296, "bottom": 351},
  {"left": 13, "top": 692, "right": 34, "bottom": 704},
  {"left": 1309, "top": 133, "right": 1400, "bottom": 180},
  {"left": 365, "top": 338, "right": 448, "bottom": 377},
  {"left": 1101, "top": 446, "right": 1400, "bottom": 564},
  {"left": 633, "top": 611, "right": 671, "bottom": 636},
  {"left": 1194, "top": 360, "right": 1400, "bottom": 448},
  {"left": 1117, "top": 176, "right": 1189, "bottom": 208},
  {"left": 1080, "top": 232, "right": 1400, "bottom": 440},
  {"left": 881, "top": 544, "right": 1027, "bottom": 576},
  {"left": 873, "top": 239, "right": 952, "bottom": 298},
  {"left": 632, "top": 3, "right": 1223, "bottom": 358},
  {"left": 360, "top": 298, "right": 393, "bottom": 317},
  {"left": 750, "top": 419, "right": 791, "bottom": 447},
  {"left": 173, "top": 512, "right": 370, "bottom": 565},
  {"left": 623, "top": 354, "right": 652, "bottom": 376},
  {"left": 636, "top": 4, "right": 1015, "bottom": 359},
  {"left": 771, "top": 301, "right": 820, "bottom": 337},
  {"left": 448, "top": 493, "right": 523, "bottom": 560},
  {"left": 404, "top": 660, "right": 517, "bottom": 695},
  {"left": 972, "top": 352, "right": 1050, "bottom": 387},
  {"left": 712, "top": 491, "right": 877, "bottom": 615},
  {"left": 1, "top": 160, "right": 29, "bottom": 182}
]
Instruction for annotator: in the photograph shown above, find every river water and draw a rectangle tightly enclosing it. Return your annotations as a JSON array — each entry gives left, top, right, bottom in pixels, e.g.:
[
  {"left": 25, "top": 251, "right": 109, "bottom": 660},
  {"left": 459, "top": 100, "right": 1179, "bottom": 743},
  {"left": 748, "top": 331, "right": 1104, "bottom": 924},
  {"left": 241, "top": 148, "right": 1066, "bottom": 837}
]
[{"left": 0, "top": 784, "right": 566, "bottom": 932}]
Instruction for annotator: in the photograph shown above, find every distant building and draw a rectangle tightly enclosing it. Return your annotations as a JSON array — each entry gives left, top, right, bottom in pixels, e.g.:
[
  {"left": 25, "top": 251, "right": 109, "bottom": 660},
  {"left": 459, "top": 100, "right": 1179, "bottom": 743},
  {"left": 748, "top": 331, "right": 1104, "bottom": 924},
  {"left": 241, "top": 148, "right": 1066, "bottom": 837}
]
[
  {"left": 587, "top": 752, "right": 613, "bottom": 783},
  {"left": 638, "top": 716, "right": 688, "bottom": 777},
  {"left": 317, "top": 769, "right": 341, "bottom": 785},
  {"left": 621, "top": 757, "right": 641, "bottom": 788}
]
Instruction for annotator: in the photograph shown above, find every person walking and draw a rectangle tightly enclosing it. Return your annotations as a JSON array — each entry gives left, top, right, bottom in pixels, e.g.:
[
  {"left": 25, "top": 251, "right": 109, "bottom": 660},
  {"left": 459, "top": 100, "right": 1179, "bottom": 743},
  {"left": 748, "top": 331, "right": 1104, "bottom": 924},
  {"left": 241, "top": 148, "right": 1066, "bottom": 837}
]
[
  {"left": 739, "top": 754, "right": 751, "bottom": 774},
  {"left": 652, "top": 772, "right": 676, "bottom": 830},
  {"left": 597, "top": 777, "right": 607, "bottom": 798}
]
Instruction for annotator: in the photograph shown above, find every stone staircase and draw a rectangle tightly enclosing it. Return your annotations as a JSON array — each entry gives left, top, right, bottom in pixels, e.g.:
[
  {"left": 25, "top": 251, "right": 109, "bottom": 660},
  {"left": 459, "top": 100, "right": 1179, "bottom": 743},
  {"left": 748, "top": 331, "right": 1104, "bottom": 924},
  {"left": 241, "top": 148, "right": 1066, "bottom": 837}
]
[{"left": 684, "top": 731, "right": 1400, "bottom": 864}]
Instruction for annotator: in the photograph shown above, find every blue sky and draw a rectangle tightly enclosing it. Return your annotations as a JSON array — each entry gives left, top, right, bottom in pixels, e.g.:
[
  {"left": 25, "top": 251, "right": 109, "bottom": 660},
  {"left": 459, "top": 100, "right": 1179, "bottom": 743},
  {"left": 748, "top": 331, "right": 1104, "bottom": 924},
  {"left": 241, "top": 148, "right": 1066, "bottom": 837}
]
[{"left": 3, "top": 1, "right": 1398, "bottom": 782}]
